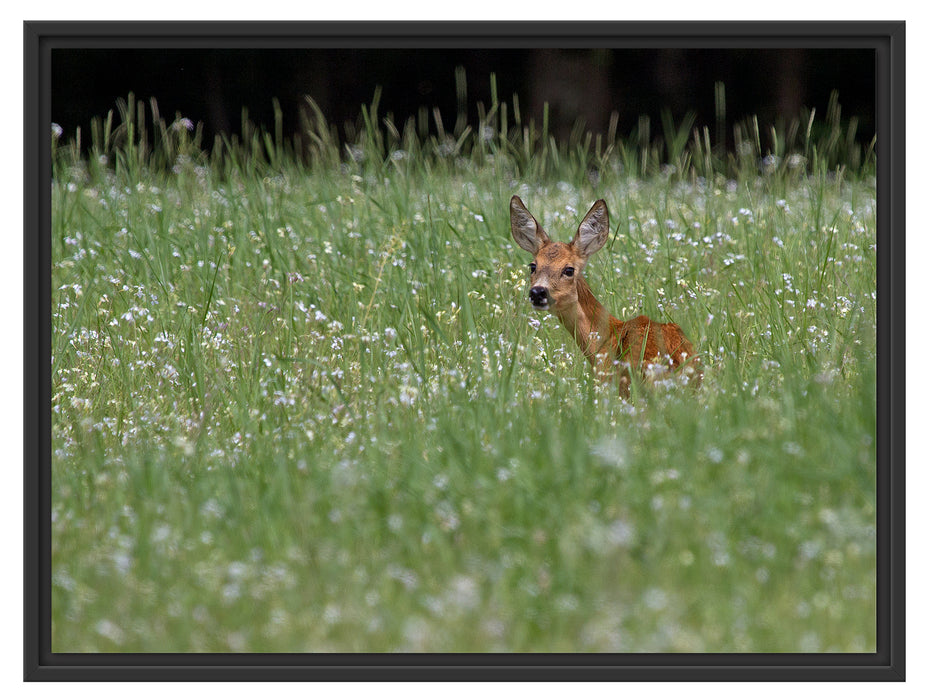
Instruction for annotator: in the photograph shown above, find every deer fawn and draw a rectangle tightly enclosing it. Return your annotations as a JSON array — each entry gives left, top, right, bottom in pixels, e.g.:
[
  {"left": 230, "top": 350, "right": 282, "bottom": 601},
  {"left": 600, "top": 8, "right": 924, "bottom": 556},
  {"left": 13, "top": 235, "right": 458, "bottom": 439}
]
[{"left": 509, "top": 195, "right": 702, "bottom": 398}]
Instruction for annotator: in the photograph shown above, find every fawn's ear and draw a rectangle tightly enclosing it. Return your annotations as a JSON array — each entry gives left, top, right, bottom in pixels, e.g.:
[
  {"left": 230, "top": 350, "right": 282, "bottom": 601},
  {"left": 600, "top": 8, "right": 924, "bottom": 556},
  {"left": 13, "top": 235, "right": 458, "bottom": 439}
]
[
  {"left": 510, "top": 195, "right": 550, "bottom": 254},
  {"left": 573, "top": 199, "right": 610, "bottom": 258}
]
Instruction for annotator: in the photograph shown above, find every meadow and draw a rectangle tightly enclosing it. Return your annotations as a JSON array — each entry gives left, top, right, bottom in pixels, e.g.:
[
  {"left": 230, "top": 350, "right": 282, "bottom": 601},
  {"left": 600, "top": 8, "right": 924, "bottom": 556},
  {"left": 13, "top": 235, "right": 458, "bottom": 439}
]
[{"left": 50, "top": 86, "right": 876, "bottom": 653}]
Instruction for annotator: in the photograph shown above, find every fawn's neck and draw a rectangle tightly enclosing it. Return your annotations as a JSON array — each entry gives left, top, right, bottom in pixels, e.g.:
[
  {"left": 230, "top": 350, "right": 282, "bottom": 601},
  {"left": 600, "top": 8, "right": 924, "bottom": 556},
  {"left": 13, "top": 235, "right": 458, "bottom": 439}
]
[{"left": 553, "top": 276, "right": 617, "bottom": 363}]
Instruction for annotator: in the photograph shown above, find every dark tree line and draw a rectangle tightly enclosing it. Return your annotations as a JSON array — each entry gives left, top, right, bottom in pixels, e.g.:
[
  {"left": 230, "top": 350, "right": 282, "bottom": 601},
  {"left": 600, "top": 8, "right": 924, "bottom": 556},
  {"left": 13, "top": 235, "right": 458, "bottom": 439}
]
[{"left": 52, "top": 48, "right": 875, "bottom": 149}]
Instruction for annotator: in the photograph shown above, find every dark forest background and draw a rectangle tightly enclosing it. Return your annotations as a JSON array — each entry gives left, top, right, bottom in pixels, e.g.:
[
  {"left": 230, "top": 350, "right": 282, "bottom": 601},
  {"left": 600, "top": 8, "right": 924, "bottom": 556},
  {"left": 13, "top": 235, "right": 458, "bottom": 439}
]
[{"left": 52, "top": 48, "right": 875, "bottom": 149}]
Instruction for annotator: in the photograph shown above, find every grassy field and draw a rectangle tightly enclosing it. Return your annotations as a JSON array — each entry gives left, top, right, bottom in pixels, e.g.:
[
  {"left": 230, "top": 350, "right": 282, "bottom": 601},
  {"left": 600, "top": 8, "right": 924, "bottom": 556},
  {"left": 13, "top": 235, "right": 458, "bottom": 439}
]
[{"left": 50, "top": 89, "right": 876, "bottom": 653}]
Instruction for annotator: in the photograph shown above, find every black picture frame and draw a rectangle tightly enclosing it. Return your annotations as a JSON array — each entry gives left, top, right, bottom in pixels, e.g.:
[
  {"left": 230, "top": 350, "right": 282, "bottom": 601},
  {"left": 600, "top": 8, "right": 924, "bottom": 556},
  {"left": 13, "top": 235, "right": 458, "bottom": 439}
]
[{"left": 24, "top": 20, "right": 905, "bottom": 681}]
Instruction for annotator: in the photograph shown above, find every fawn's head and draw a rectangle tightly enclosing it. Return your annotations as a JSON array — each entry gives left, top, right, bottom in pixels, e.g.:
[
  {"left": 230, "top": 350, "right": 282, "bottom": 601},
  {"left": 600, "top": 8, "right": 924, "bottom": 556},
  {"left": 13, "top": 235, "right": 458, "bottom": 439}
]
[{"left": 509, "top": 196, "right": 610, "bottom": 312}]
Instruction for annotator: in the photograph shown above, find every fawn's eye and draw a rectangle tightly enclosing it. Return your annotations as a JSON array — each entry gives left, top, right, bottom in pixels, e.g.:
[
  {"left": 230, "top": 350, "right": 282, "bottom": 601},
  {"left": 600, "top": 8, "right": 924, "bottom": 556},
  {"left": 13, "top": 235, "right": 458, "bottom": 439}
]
[
  {"left": 529, "top": 263, "right": 536, "bottom": 274},
  {"left": 563, "top": 266, "right": 575, "bottom": 277}
]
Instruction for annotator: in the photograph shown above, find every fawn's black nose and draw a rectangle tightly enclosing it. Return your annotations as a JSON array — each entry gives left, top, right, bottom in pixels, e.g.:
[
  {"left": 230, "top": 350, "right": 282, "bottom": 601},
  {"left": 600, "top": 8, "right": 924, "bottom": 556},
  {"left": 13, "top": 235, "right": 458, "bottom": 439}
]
[{"left": 529, "top": 286, "right": 549, "bottom": 307}]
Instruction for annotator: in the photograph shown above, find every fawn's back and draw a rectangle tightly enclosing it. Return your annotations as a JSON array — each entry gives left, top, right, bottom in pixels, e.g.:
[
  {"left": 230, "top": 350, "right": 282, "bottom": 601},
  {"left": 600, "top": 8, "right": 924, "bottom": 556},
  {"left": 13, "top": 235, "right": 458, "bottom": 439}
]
[{"left": 609, "top": 314, "right": 701, "bottom": 394}]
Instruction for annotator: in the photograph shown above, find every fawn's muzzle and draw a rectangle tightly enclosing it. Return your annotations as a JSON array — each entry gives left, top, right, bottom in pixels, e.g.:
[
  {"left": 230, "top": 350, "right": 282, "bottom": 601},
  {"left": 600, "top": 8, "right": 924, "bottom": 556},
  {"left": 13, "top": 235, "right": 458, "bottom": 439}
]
[{"left": 529, "top": 286, "right": 549, "bottom": 308}]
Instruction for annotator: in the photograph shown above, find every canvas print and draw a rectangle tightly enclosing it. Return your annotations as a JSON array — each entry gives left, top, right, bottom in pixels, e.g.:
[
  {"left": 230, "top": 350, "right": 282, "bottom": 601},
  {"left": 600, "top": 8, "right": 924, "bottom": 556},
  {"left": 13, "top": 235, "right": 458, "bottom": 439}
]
[{"left": 49, "top": 45, "right": 877, "bottom": 654}]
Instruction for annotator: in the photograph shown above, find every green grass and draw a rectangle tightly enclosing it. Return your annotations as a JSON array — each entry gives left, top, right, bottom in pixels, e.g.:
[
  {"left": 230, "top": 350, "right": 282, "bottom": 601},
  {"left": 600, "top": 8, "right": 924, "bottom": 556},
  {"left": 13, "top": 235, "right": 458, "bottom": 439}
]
[{"left": 50, "top": 87, "right": 876, "bottom": 653}]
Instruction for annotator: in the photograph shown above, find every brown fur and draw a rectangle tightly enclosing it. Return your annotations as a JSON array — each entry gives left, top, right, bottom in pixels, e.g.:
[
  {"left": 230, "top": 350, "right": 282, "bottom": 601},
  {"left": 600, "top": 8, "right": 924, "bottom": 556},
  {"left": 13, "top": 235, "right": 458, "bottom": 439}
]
[{"left": 510, "top": 196, "right": 703, "bottom": 398}]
